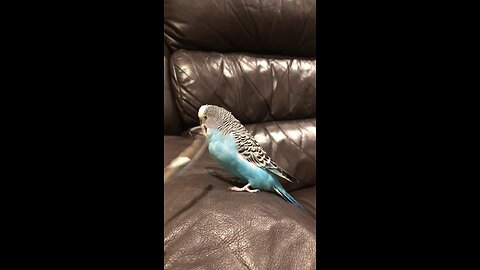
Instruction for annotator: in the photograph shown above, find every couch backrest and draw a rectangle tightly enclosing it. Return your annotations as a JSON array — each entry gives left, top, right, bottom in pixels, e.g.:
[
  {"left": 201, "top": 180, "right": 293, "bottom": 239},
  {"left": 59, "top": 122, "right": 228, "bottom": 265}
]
[
  {"left": 169, "top": 50, "right": 316, "bottom": 128},
  {"left": 164, "top": 0, "right": 316, "bottom": 57}
]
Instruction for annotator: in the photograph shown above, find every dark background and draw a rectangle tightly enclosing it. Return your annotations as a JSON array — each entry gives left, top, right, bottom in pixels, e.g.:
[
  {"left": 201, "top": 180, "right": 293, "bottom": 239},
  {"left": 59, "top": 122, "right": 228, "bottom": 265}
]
[{"left": 3, "top": 1, "right": 473, "bottom": 268}]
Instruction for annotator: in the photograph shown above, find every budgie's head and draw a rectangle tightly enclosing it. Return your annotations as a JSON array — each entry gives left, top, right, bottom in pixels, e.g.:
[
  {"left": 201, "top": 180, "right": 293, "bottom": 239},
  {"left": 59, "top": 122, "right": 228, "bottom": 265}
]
[{"left": 198, "top": 104, "right": 239, "bottom": 137}]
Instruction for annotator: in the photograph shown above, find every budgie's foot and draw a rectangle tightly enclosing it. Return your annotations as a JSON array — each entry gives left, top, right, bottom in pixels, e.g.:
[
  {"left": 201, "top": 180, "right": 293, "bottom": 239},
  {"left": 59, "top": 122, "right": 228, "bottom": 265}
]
[{"left": 229, "top": 183, "right": 259, "bottom": 193}]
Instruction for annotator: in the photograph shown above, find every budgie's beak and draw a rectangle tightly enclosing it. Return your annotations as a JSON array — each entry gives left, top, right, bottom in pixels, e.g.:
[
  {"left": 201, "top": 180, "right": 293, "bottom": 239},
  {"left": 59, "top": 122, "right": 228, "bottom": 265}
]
[{"left": 201, "top": 124, "right": 207, "bottom": 136}]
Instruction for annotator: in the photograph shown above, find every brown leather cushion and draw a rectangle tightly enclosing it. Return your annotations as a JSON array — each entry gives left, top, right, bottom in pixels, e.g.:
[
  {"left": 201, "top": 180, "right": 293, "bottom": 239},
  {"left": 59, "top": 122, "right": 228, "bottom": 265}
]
[
  {"left": 164, "top": 0, "right": 316, "bottom": 57},
  {"left": 170, "top": 50, "right": 316, "bottom": 128},
  {"left": 164, "top": 135, "right": 316, "bottom": 269}
]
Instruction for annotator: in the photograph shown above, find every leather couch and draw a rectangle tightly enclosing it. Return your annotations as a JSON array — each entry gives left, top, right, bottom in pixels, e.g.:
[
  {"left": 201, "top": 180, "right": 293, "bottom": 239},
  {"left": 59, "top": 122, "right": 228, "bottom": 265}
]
[{"left": 164, "top": 0, "right": 316, "bottom": 268}]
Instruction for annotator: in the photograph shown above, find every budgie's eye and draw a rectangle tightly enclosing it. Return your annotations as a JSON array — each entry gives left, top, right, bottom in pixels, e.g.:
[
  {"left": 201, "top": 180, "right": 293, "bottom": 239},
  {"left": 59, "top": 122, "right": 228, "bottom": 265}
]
[{"left": 204, "top": 116, "right": 208, "bottom": 120}]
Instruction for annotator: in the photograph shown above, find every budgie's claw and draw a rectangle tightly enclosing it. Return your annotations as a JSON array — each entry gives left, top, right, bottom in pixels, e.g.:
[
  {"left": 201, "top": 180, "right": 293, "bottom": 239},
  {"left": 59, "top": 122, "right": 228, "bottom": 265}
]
[{"left": 229, "top": 183, "right": 260, "bottom": 193}]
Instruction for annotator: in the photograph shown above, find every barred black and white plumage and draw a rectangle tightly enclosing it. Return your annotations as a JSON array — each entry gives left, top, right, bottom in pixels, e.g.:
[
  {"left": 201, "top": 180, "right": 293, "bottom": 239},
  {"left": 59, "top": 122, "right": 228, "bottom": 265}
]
[{"left": 198, "top": 104, "right": 298, "bottom": 183}]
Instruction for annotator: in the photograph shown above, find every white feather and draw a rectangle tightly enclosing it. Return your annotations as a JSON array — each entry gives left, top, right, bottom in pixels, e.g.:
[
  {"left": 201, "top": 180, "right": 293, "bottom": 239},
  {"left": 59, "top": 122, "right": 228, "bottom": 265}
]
[{"left": 198, "top": 105, "right": 208, "bottom": 119}]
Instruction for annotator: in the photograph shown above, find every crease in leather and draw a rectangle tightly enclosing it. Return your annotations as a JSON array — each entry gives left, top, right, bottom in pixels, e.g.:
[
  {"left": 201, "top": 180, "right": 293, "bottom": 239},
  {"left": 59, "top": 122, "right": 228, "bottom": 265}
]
[{"left": 164, "top": 43, "right": 182, "bottom": 135}]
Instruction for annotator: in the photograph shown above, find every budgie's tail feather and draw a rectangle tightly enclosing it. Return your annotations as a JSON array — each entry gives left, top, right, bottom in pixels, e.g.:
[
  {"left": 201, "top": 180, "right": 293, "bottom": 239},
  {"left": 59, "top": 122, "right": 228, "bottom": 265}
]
[{"left": 273, "top": 187, "right": 305, "bottom": 210}]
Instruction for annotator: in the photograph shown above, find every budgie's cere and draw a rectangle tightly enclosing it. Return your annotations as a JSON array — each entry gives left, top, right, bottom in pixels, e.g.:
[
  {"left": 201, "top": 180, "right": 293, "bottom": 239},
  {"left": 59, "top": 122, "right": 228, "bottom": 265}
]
[{"left": 198, "top": 104, "right": 304, "bottom": 209}]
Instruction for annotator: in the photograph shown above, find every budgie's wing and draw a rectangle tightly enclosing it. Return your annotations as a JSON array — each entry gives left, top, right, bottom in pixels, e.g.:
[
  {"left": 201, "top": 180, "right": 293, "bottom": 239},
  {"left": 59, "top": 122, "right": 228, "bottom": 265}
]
[
  {"left": 234, "top": 132, "right": 298, "bottom": 183},
  {"left": 164, "top": 129, "right": 208, "bottom": 184}
]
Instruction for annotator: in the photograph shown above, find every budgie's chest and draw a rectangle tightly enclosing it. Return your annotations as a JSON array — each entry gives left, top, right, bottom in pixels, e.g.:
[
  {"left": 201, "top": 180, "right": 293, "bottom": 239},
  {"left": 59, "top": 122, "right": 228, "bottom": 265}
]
[{"left": 207, "top": 130, "right": 276, "bottom": 190}]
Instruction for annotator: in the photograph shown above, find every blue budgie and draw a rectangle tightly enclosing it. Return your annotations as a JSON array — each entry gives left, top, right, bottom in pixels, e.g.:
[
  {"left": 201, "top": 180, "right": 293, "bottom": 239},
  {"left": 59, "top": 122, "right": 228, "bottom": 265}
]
[{"left": 198, "top": 104, "right": 305, "bottom": 209}]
